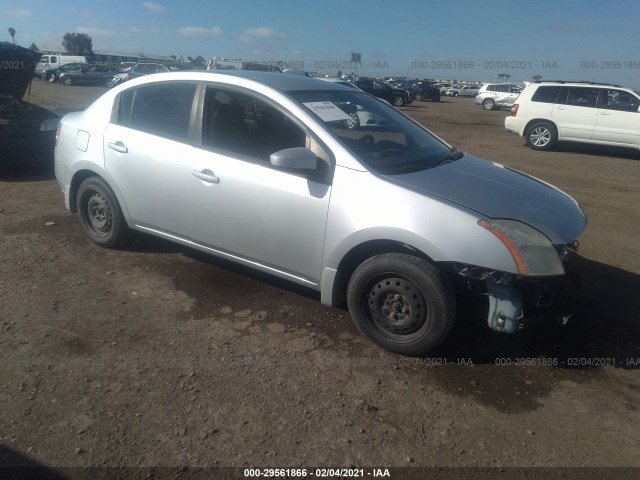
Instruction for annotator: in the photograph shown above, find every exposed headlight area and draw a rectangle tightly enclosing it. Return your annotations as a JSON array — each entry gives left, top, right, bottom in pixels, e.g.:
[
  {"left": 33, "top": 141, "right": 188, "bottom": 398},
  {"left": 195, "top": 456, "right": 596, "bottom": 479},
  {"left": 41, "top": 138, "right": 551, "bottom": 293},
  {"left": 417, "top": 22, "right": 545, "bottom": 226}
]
[{"left": 478, "top": 219, "right": 564, "bottom": 276}]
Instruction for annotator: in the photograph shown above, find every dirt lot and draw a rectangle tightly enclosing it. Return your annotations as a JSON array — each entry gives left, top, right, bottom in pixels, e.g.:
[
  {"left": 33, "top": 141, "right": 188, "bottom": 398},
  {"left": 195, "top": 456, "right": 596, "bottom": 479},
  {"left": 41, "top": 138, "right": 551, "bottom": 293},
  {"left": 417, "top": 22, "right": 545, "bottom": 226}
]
[{"left": 1, "top": 80, "right": 640, "bottom": 477}]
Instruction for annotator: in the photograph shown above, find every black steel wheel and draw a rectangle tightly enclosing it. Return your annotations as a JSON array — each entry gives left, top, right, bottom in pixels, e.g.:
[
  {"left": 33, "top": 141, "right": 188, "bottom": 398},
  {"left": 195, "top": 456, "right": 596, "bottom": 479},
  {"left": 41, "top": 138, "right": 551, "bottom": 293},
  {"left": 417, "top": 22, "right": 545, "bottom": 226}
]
[
  {"left": 347, "top": 253, "right": 456, "bottom": 356},
  {"left": 76, "top": 177, "right": 130, "bottom": 248}
]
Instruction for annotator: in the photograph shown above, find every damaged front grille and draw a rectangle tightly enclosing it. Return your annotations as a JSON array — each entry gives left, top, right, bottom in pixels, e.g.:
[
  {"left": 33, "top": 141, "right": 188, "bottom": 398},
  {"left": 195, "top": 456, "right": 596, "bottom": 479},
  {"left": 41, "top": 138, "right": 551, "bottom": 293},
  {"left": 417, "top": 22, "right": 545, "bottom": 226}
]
[{"left": 452, "top": 263, "right": 515, "bottom": 285}]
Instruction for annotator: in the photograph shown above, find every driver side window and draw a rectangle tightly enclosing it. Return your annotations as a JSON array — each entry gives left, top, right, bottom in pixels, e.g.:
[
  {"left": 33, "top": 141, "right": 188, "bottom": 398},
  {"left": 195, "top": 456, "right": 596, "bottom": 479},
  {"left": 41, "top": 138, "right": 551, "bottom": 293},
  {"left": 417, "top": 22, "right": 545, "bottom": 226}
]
[{"left": 202, "top": 87, "right": 307, "bottom": 162}]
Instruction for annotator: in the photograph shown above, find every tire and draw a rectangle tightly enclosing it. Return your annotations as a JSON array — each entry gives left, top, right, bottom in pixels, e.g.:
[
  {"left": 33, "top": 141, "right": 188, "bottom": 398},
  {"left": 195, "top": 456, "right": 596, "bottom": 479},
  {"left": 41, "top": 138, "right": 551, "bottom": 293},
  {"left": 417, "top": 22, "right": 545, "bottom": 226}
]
[
  {"left": 343, "top": 112, "right": 360, "bottom": 130},
  {"left": 104, "top": 77, "right": 114, "bottom": 87},
  {"left": 62, "top": 76, "right": 72, "bottom": 86},
  {"left": 432, "top": 93, "right": 441, "bottom": 102},
  {"left": 48, "top": 73, "right": 56, "bottom": 83},
  {"left": 76, "top": 177, "right": 131, "bottom": 248},
  {"left": 347, "top": 253, "right": 456, "bottom": 356},
  {"left": 392, "top": 96, "right": 405, "bottom": 107},
  {"left": 482, "top": 98, "right": 496, "bottom": 110},
  {"left": 525, "top": 121, "right": 557, "bottom": 151}
]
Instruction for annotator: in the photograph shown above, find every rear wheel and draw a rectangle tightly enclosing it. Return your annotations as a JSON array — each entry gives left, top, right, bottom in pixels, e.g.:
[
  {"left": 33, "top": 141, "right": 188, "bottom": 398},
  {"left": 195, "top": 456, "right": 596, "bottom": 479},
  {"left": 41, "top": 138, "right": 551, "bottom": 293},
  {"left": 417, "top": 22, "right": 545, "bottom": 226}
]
[
  {"left": 482, "top": 98, "right": 496, "bottom": 110},
  {"left": 76, "top": 177, "right": 131, "bottom": 248},
  {"left": 525, "top": 121, "right": 557, "bottom": 150},
  {"left": 48, "top": 73, "right": 56, "bottom": 83},
  {"left": 347, "top": 253, "right": 456, "bottom": 356},
  {"left": 392, "top": 96, "right": 405, "bottom": 107}
]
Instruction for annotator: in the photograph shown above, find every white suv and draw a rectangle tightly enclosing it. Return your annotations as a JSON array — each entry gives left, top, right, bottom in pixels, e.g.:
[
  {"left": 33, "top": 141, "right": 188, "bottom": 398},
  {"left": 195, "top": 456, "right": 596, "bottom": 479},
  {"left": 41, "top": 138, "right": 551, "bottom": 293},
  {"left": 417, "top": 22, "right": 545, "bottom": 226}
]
[
  {"left": 505, "top": 81, "right": 640, "bottom": 151},
  {"left": 475, "top": 83, "right": 522, "bottom": 110}
]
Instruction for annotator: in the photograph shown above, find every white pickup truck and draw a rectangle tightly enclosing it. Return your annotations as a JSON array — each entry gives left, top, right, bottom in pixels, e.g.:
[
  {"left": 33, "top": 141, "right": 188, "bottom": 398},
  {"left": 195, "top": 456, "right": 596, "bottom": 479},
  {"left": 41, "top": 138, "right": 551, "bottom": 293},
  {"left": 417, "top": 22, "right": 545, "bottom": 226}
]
[{"left": 35, "top": 54, "right": 87, "bottom": 78}]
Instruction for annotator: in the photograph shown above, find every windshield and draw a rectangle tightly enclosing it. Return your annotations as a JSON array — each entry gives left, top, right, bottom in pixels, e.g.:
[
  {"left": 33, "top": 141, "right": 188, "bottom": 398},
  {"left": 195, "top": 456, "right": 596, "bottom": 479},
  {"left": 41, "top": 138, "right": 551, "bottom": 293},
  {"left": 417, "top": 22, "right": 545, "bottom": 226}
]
[{"left": 290, "top": 90, "right": 453, "bottom": 174}]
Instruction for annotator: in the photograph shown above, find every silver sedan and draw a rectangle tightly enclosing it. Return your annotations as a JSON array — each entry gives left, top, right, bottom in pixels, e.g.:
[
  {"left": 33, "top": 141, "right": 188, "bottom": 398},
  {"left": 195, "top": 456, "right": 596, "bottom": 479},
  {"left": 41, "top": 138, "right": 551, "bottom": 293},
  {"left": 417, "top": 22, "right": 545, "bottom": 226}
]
[{"left": 54, "top": 71, "right": 587, "bottom": 356}]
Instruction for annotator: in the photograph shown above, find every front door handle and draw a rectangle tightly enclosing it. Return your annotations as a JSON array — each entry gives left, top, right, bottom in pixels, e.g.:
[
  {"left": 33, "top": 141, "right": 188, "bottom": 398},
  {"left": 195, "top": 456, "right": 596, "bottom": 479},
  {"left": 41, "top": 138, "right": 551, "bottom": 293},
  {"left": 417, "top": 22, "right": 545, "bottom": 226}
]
[
  {"left": 108, "top": 141, "right": 128, "bottom": 153},
  {"left": 192, "top": 169, "right": 220, "bottom": 184}
]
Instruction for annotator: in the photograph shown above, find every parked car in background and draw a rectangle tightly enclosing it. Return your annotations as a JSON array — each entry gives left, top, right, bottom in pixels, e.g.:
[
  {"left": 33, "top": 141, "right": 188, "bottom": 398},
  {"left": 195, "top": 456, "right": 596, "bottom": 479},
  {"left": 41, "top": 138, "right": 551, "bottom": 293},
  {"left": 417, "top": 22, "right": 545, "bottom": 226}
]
[
  {"left": 59, "top": 64, "right": 125, "bottom": 87},
  {"left": 458, "top": 85, "right": 481, "bottom": 97},
  {"left": 125, "top": 62, "right": 192, "bottom": 82},
  {"left": 475, "top": 83, "right": 522, "bottom": 110},
  {"left": 443, "top": 86, "right": 463, "bottom": 97},
  {"left": 55, "top": 71, "right": 586, "bottom": 356},
  {"left": 35, "top": 54, "right": 87, "bottom": 78},
  {"left": 505, "top": 80, "right": 640, "bottom": 151},
  {"left": 42, "top": 62, "right": 85, "bottom": 82},
  {"left": 355, "top": 78, "right": 412, "bottom": 106},
  {"left": 1, "top": 94, "right": 59, "bottom": 169},
  {"left": 417, "top": 80, "right": 441, "bottom": 102},
  {"left": 1, "top": 42, "right": 60, "bottom": 170}
]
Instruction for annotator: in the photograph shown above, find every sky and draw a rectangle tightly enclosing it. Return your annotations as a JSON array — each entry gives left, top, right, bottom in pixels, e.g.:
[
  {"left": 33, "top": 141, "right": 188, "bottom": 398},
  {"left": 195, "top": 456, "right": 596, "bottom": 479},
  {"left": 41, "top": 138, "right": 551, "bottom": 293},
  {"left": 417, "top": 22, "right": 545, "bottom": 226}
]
[{"left": 3, "top": 0, "right": 640, "bottom": 87}]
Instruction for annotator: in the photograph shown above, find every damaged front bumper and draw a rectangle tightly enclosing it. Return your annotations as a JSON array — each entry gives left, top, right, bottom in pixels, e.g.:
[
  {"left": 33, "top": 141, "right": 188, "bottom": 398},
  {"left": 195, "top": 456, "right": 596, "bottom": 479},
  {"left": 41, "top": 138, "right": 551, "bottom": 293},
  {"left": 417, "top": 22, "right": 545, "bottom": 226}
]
[{"left": 451, "top": 242, "right": 579, "bottom": 333}]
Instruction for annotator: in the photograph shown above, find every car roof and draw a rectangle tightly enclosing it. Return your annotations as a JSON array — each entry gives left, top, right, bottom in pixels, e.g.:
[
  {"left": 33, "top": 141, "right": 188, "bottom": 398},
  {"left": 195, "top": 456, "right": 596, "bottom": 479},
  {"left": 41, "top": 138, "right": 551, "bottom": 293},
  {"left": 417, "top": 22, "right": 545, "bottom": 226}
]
[
  {"left": 124, "top": 70, "right": 355, "bottom": 93},
  {"left": 218, "top": 70, "right": 352, "bottom": 91}
]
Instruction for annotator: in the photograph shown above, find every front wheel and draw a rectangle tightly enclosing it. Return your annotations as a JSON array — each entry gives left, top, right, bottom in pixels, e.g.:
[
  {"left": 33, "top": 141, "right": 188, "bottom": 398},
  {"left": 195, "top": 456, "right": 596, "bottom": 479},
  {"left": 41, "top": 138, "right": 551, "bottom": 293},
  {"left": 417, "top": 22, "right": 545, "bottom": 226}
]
[
  {"left": 48, "top": 73, "right": 56, "bottom": 83},
  {"left": 62, "top": 76, "right": 72, "bottom": 86},
  {"left": 347, "top": 253, "right": 456, "bottom": 356},
  {"left": 525, "top": 121, "right": 557, "bottom": 150},
  {"left": 343, "top": 112, "right": 360, "bottom": 129},
  {"left": 76, "top": 177, "right": 131, "bottom": 248},
  {"left": 392, "top": 96, "right": 405, "bottom": 107}
]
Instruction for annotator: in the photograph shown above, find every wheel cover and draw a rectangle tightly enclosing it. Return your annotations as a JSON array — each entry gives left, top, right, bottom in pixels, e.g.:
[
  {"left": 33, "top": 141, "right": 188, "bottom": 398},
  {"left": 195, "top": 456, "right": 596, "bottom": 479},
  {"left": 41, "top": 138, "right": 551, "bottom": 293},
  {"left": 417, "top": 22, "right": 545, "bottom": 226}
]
[
  {"left": 85, "top": 192, "right": 112, "bottom": 238},
  {"left": 364, "top": 276, "right": 430, "bottom": 339},
  {"left": 393, "top": 97, "right": 403, "bottom": 106},
  {"left": 483, "top": 99, "right": 494, "bottom": 109},
  {"left": 345, "top": 112, "right": 358, "bottom": 129},
  {"left": 530, "top": 126, "right": 551, "bottom": 147}
]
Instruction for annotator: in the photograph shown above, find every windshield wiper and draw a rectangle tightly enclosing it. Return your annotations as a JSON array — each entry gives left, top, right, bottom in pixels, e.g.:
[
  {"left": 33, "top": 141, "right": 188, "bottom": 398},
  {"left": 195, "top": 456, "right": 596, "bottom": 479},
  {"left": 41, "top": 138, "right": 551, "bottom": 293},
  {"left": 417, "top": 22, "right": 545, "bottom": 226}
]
[
  {"left": 446, "top": 146, "right": 464, "bottom": 160},
  {"left": 431, "top": 147, "right": 464, "bottom": 168}
]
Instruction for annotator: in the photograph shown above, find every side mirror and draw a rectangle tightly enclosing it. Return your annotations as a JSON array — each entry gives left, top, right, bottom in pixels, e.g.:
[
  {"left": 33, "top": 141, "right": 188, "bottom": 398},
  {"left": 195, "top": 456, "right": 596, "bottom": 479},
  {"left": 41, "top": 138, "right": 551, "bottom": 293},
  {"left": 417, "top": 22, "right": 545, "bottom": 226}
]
[{"left": 270, "top": 147, "right": 318, "bottom": 170}]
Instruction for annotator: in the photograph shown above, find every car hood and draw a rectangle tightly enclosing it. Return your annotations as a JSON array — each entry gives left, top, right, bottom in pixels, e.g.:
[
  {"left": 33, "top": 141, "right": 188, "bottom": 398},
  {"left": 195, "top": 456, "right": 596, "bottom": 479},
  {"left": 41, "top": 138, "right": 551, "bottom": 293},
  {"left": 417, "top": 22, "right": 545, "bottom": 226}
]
[{"left": 384, "top": 155, "right": 587, "bottom": 244}]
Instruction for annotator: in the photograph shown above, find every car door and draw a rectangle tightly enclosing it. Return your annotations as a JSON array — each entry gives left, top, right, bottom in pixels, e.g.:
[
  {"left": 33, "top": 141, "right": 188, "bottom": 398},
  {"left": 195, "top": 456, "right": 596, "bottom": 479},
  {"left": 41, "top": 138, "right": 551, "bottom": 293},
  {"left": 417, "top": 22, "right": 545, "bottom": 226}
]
[
  {"left": 593, "top": 88, "right": 640, "bottom": 146},
  {"left": 551, "top": 86, "right": 599, "bottom": 140},
  {"left": 186, "top": 86, "right": 332, "bottom": 283},
  {"left": 103, "top": 82, "right": 200, "bottom": 237}
]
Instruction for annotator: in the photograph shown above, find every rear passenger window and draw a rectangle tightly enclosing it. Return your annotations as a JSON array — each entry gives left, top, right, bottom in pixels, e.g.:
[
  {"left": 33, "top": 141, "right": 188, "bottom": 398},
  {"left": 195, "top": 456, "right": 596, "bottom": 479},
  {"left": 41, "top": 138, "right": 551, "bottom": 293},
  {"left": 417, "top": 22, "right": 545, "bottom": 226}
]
[
  {"left": 531, "top": 86, "right": 560, "bottom": 103},
  {"left": 566, "top": 87, "right": 598, "bottom": 107},
  {"left": 116, "top": 83, "right": 196, "bottom": 141}
]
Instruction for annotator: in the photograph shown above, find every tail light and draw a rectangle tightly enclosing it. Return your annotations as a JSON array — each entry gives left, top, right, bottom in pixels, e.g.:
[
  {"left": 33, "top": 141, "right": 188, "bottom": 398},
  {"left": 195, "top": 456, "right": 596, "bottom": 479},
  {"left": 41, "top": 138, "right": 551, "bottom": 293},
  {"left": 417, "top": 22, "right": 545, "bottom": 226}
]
[{"left": 510, "top": 103, "right": 519, "bottom": 116}]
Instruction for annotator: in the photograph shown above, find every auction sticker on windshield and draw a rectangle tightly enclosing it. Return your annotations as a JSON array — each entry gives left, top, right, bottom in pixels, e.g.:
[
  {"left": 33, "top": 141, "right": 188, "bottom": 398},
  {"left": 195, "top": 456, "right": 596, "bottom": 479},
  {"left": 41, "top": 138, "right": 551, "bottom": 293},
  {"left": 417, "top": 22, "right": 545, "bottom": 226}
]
[{"left": 303, "top": 102, "right": 351, "bottom": 122}]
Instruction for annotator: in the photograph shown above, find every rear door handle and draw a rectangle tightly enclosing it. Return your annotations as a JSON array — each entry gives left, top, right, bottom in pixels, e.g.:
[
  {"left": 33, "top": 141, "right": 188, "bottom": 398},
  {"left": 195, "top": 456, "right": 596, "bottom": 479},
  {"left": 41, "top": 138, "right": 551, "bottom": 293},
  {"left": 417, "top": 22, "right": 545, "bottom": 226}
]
[
  {"left": 108, "top": 141, "right": 128, "bottom": 153},
  {"left": 192, "top": 169, "right": 220, "bottom": 184}
]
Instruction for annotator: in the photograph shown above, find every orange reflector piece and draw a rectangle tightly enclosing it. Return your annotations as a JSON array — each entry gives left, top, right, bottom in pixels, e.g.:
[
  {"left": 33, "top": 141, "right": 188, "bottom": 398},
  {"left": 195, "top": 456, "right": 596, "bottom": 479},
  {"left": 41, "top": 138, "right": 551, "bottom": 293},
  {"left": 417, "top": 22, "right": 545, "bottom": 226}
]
[{"left": 478, "top": 220, "right": 529, "bottom": 275}]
